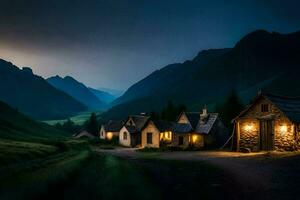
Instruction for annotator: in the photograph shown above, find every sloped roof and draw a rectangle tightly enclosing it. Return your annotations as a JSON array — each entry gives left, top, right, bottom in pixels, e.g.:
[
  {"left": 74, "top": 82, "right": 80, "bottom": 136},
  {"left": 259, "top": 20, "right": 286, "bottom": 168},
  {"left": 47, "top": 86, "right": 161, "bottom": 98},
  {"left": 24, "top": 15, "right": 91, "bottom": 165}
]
[
  {"left": 195, "top": 113, "right": 219, "bottom": 134},
  {"left": 129, "top": 115, "right": 150, "bottom": 131},
  {"left": 173, "top": 123, "right": 193, "bottom": 133},
  {"left": 185, "top": 112, "right": 201, "bottom": 129},
  {"left": 152, "top": 120, "right": 175, "bottom": 132},
  {"left": 233, "top": 92, "right": 300, "bottom": 123},
  {"left": 104, "top": 120, "right": 123, "bottom": 132},
  {"left": 73, "top": 130, "right": 95, "bottom": 139},
  {"left": 264, "top": 93, "right": 300, "bottom": 123},
  {"left": 124, "top": 125, "right": 138, "bottom": 134}
]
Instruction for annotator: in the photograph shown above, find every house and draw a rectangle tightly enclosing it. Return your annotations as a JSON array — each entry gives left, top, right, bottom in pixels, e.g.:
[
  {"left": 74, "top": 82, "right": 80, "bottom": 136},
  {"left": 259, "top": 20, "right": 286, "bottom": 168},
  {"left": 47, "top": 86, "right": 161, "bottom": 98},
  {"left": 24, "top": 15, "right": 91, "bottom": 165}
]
[
  {"left": 99, "top": 120, "right": 123, "bottom": 140},
  {"left": 141, "top": 120, "right": 174, "bottom": 148},
  {"left": 119, "top": 115, "right": 150, "bottom": 147},
  {"left": 73, "top": 130, "right": 95, "bottom": 139},
  {"left": 233, "top": 92, "right": 300, "bottom": 152},
  {"left": 172, "top": 108, "right": 228, "bottom": 149}
]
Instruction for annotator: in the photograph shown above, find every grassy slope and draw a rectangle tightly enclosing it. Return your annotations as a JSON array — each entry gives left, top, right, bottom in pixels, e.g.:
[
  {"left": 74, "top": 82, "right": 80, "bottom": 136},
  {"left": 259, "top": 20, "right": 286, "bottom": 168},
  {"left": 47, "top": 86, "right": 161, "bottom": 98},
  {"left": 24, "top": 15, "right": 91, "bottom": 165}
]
[{"left": 0, "top": 100, "right": 69, "bottom": 141}]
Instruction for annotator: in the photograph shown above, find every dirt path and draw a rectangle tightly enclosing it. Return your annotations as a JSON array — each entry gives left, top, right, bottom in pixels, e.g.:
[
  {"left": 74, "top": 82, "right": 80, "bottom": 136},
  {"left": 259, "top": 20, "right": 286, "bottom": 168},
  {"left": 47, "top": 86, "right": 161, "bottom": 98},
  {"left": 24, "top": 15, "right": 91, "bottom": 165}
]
[{"left": 94, "top": 147, "right": 300, "bottom": 200}]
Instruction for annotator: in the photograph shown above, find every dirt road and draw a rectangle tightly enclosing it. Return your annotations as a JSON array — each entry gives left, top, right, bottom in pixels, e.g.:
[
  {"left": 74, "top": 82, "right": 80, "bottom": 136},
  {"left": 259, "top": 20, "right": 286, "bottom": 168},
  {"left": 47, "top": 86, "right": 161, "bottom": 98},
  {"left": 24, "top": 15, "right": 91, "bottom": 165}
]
[{"left": 95, "top": 147, "right": 300, "bottom": 200}]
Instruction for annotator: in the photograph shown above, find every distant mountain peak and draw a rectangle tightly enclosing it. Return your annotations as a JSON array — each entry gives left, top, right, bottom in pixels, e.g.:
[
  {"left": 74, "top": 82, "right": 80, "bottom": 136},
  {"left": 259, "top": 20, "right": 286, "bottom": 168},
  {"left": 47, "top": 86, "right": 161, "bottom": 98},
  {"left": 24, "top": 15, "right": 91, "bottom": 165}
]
[{"left": 22, "top": 67, "right": 33, "bottom": 74}]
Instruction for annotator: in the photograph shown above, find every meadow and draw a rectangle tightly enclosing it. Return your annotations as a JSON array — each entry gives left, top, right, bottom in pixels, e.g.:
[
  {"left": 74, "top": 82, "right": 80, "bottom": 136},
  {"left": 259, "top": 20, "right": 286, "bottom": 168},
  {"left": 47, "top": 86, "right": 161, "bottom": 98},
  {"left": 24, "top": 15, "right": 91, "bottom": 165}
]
[{"left": 43, "top": 111, "right": 103, "bottom": 125}]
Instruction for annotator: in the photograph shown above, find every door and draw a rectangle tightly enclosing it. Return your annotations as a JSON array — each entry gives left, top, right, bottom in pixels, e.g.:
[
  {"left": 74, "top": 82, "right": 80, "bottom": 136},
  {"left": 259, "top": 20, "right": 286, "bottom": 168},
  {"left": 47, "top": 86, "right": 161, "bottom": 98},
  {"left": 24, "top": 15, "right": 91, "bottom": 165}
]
[
  {"left": 259, "top": 120, "right": 274, "bottom": 151},
  {"left": 178, "top": 136, "right": 184, "bottom": 145}
]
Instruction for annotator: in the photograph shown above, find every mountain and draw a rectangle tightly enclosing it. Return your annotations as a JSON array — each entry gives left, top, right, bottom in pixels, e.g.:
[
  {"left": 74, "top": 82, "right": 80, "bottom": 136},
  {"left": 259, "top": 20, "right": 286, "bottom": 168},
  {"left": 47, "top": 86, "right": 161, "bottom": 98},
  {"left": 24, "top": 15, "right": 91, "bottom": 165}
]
[
  {"left": 0, "top": 60, "right": 87, "bottom": 120},
  {"left": 102, "top": 30, "right": 300, "bottom": 121},
  {"left": 0, "top": 99, "right": 69, "bottom": 141},
  {"left": 97, "top": 87, "right": 124, "bottom": 98},
  {"left": 47, "top": 76, "right": 105, "bottom": 110},
  {"left": 88, "top": 87, "right": 116, "bottom": 104}
]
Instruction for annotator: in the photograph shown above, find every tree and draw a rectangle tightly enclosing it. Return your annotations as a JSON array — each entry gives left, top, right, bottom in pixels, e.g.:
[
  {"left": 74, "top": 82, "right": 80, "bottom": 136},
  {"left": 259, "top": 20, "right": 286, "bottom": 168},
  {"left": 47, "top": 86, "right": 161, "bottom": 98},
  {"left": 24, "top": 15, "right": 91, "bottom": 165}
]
[
  {"left": 216, "top": 90, "right": 244, "bottom": 130},
  {"left": 86, "top": 113, "right": 100, "bottom": 135},
  {"left": 160, "top": 100, "right": 186, "bottom": 121},
  {"left": 150, "top": 111, "right": 160, "bottom": 120}
]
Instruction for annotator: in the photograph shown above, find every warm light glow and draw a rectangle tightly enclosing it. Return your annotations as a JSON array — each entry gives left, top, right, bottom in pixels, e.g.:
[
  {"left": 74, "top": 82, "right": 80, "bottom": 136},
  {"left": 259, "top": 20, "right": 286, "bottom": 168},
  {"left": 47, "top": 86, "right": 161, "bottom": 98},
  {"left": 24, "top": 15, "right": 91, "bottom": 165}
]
[
  {"left": 160, "top": 131, "right": 172, "bottom": 140},
  {"left": 279, "top": 124, "right": 288, "bottom": 133},
  {"left": 244, "top": 123, "right": 254, "bottom": 132},
  {"left": 192, "top": 135, "right": 198, "bottom": 143},
  {"left": 107, "top": 132, "right": 113, "bottom": 140}
]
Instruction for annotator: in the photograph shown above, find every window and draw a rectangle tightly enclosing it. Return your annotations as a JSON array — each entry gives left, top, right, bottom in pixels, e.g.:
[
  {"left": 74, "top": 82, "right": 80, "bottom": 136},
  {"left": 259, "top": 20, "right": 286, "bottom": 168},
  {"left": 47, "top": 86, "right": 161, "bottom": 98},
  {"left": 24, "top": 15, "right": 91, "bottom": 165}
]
[
  {"left": 123, "top": 132, "right": 127, "bottom": 140},
  {"left": 261, "top": 104, "right": 269, "bottom": 112},
  {"left": 147, "top": 132, "right": 153, "bottom": 144},
  {"left": 179, "top": 136, "right": 184, "bottom": 145}
]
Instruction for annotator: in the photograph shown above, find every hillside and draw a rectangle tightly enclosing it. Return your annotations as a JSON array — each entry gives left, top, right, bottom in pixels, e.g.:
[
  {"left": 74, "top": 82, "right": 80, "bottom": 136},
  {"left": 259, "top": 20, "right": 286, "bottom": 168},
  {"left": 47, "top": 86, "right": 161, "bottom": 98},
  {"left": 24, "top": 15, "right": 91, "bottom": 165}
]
[
  {"left": 0, "top": 60, "right": 87, "bottom": 120},
  {"left": 102, "top": 30, "right": 300, "bottom": 121},
  {"left": 88, "top": 87, "right": 116, "bottom": 104},
  {"left": 0, "top": 99, "right": 69, "bottom": 141},
  {"left": 47, "top": 76, "right": 105, "bottom": 110}
]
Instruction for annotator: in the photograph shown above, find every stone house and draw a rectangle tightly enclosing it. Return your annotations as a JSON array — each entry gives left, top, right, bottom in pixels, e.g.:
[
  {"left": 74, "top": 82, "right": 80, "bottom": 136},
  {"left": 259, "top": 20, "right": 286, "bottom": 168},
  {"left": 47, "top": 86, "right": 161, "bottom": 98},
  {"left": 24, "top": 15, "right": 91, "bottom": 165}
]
[
  {"left": 141, "top": 120, "right": 174, "bottom": 148},
  {"left": 119, "top": 115, "right": 150, "bottom": 147},
  {"left": 233, "top": 92, "right": 300, "bottom": 152},
  {"left": 99, "top": 120, "right": 123, "bottom": 140},
  {"left": 172, "top": 108, "right": 228, "bottom": 149}
]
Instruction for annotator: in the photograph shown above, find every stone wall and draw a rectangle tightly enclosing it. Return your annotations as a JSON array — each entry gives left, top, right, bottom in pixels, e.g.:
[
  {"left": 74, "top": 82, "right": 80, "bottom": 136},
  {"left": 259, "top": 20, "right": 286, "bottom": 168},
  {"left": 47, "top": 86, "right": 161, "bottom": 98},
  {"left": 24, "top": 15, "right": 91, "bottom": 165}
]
[
  {"left": 274, "top": 118, "right": 296, "bottom": 151},
  {"left": 239, "top": 119, "right": 260, "bottom": 151},
  {"left": 237, "top": 97, "right": 299, "bottom": 151}
]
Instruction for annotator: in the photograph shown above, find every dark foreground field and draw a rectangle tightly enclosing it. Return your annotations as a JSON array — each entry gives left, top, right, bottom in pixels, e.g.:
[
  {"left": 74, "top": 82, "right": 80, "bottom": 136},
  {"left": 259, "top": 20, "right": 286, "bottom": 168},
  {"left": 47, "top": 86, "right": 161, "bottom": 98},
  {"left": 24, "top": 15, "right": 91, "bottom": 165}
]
[{"left": 1, "top": 140, "right": 300, "bottom": 200}]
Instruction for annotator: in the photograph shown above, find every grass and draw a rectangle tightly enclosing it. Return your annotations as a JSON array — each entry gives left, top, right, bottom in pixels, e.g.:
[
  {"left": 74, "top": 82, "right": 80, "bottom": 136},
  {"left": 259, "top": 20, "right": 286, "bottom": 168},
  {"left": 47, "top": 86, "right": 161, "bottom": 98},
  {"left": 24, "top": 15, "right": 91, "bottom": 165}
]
[
  {"left": 0, "top": 137, "right": 240, "bottom": 200},
  {"left": 43, "top": 111, "right": 102, "bottom": 125}
]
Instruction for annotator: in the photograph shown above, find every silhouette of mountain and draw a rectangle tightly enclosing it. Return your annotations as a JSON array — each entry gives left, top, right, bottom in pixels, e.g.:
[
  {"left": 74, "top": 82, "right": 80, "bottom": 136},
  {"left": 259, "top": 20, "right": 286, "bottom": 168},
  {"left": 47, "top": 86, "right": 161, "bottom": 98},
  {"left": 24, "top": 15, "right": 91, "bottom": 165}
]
[
  {"left": 0, "top": 99, "right": 69, "bottom": 140},
  {"left": 47, "top": 76, "right": 105, "bottom": 110},
  {"left": 88, "top": 87, "right": 116, "bottom": 104},
  {"left": 102, "top": 30, "right": 300, "bottom": 121},
  {"left": 0, "top": 60, "right": 87, "bottom": 120}
]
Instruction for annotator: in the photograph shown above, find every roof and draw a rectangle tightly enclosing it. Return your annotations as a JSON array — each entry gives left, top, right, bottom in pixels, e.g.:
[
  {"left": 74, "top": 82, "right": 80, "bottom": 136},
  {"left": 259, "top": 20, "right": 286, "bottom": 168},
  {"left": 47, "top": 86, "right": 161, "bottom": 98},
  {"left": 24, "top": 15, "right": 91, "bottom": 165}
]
[
  {"left": 73, "top": 130, "right": 95, "bottom": 139},
  {"left": 104, "top": 120, "right": 123, "bottom": 132},
  {"left": 264, "top": 93, "right": 300, "bottom": 123},
  {"left": 195, "top": 113, "right": 219, "bottom": 134},
  {"left": 176, "top": 111, "right": 219, "bottom": 134},
  {"left": 128, "top": 115, "right": 150, "bottom": 131},
  {"left": 185, "top": 112, "right": 201, "bottom": 129},
  {"left": 233, "top": 92, "right": 300, "bottom": 123},
  {"left": 173, "top": 123, "right": 193, "bottom": 133},
  {"left": 152, "top": 120, "right": 175, "bottom": 132},
  {"left": 124, "top": 125, "right": 138, "bottom": 134}
]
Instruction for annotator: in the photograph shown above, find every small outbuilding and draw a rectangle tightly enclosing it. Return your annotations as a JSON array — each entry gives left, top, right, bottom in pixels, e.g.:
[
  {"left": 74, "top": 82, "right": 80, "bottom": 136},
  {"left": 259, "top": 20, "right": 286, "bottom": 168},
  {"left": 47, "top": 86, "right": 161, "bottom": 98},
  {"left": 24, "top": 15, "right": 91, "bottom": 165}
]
[
  {"left": 233, "top": 92, "right": 300, "bottom": 152},
  {"left": 99, "top": 120, "right": 123, "bottom": 140}
]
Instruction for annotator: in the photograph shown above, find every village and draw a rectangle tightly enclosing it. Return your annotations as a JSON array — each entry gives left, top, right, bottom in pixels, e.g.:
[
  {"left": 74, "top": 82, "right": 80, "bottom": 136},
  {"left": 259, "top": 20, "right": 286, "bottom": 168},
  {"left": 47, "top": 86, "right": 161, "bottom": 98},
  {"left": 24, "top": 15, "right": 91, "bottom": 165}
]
[{"left": 92, "top": 92, "right": 300, "bottom": 153}]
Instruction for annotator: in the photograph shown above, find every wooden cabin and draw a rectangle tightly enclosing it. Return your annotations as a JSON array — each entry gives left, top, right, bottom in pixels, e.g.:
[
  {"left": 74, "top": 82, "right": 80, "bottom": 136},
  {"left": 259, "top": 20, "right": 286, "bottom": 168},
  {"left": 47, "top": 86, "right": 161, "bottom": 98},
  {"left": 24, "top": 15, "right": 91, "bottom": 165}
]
[
  {"left": 233, "top": 92, "right": 300, "bottom": 152},
  {"left": 172, "top": 108, "right": 228, "bottom": 149},
  {"left": 119, "top": 115, "right": 150, "bottom": 147},
  {"left": 141, "top": 120, "right": 174, "bottom": 148},
  {"left": 99, "top": 120, "right": 123, "bottom": 140}
]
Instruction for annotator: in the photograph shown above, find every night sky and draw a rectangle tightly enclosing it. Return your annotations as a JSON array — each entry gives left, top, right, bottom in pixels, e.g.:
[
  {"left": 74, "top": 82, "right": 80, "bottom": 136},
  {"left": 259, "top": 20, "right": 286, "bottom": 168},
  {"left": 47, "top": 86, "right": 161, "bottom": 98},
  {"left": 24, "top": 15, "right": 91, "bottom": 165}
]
[{"left": 0, "top": 0, "right": 300, "bottom": 90}]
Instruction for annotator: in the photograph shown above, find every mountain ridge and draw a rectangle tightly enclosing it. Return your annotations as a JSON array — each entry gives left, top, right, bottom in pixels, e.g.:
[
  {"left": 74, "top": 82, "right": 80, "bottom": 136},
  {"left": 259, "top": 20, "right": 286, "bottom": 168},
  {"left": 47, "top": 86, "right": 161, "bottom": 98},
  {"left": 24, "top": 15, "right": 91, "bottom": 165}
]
[
  {"left": 0, "top": 60, "right": 87, "bottom": 120},
  {"left": 102, "top": 29, "right": 300, "bottom": 121},
  {"left": 47, "top": 75, "right": 105, "bottom": 110}
]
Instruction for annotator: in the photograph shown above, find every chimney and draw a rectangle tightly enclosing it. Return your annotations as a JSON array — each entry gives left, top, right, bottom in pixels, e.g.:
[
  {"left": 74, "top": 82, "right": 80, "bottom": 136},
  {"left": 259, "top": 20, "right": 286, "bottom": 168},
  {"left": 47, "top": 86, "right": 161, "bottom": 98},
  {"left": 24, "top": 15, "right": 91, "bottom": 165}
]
[{"left": 200, "top": 105, "right": 208, "bottom": 121}]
